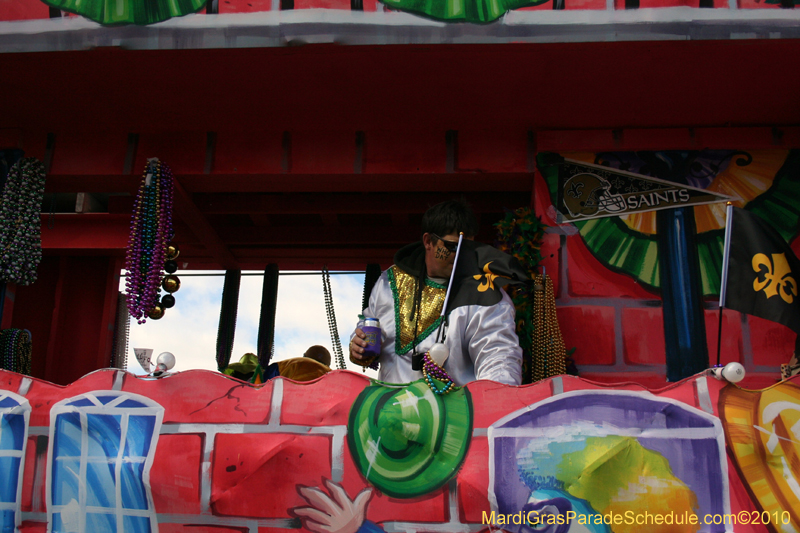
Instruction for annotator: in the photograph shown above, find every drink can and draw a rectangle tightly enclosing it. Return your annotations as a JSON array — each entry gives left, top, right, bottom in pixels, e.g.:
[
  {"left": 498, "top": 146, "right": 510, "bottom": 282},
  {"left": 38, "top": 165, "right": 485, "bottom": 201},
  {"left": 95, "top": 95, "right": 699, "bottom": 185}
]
[{"left": 362, "top": 318, "right": 381, "bottom": 357}]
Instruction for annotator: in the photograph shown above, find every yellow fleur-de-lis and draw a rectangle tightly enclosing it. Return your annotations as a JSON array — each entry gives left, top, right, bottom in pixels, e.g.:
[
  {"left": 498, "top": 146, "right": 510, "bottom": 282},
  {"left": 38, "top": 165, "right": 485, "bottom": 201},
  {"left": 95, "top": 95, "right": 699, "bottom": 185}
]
[
  {"left": 474, "top": 262, "right": 504, "bottom": 292},
  {"left": 752, "top": 253, "right": 798, "bottom": 304}
]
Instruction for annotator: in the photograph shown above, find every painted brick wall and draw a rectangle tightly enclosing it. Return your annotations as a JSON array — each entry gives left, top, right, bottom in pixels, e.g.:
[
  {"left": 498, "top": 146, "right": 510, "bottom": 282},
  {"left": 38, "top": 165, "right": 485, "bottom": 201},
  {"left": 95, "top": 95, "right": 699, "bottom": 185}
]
[{"left": 2, "top": 368, "right": 769, "bottom": 533}]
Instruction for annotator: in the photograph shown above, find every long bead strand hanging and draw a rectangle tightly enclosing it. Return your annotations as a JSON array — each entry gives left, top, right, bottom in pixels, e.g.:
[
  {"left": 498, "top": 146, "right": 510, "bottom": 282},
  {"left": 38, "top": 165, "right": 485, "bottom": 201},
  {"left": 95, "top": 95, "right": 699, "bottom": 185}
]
[
  {"left": 0, "top": 158, "right": 46, "bottom": 286},
  {"left": 322, "top": 267, "right": 346, "bottom": 369},
  {"left": 531, "top": 273, "right": 567, "bottom": 382},
  {"left": 124, "top": 159, "right": 174, "bottom": 324},
  {"left": 0, "top": 328, "right": 31, "bottom": 374}
]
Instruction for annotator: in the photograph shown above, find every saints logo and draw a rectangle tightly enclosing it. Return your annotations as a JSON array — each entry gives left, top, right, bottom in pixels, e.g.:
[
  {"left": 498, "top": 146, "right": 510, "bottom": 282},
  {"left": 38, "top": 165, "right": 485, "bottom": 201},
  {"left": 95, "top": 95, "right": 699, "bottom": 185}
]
[
  {"left": 562, "top": 173, "right": 627, "bottom": 218},
  {"left": 753, "top": 253, "right": 798, "bottom": 304}
]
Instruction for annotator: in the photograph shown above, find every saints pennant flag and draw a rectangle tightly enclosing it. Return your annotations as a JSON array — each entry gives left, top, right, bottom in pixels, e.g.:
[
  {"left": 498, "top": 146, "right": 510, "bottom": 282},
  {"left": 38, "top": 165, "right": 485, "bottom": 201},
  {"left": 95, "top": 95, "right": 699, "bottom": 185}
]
[
  {"left": 724, "top": 207, "right": 800, "bottom": 332},
  {"left": 558, "top": 159, "right": 735, "bottom": 222},
  {"left": 445, "top": 240, "right": 528, "bottom": 313}
]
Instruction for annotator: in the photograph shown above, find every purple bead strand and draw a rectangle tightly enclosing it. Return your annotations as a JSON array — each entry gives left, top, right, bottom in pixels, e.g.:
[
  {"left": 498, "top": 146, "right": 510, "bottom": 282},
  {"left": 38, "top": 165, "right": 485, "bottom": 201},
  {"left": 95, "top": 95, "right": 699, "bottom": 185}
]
[{"left": 124, "top": 160, "right": 174, "bottom": 324}]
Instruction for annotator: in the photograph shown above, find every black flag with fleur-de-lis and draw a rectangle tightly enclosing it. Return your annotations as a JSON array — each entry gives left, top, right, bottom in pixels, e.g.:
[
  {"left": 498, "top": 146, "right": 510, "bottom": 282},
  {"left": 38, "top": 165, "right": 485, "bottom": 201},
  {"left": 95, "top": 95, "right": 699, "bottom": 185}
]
[
  {"left": 445, "top": 239, "right": 529, "bottom": 314},
  {"left": 725, "top": 207, "right": 800, "bottom": 332}
]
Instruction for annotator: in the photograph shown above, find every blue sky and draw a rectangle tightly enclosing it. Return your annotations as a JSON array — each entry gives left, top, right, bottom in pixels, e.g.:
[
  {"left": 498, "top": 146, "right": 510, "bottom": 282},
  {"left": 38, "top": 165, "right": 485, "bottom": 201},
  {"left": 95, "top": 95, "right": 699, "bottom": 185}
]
[{"left": 120, "top": 271, "right": 378, "bottom": 379}]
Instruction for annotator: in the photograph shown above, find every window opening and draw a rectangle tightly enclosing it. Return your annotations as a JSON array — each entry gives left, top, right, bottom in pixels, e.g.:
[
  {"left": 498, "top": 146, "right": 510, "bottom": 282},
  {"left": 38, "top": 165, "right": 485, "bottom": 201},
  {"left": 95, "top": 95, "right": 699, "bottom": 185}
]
[{"left": 119, "top": 270, "right": 370, "bottom": 376}]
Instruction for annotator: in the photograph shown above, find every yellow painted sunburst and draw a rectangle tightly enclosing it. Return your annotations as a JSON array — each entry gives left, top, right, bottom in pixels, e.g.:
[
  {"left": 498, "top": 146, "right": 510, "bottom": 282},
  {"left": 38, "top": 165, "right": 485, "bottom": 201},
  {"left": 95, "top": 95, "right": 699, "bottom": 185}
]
[
  {"left": 720, "top": 378, "right": 800, "bottom": 533},
  {"left": 695, "top": 150, "right": 789, "bottom": 234}
]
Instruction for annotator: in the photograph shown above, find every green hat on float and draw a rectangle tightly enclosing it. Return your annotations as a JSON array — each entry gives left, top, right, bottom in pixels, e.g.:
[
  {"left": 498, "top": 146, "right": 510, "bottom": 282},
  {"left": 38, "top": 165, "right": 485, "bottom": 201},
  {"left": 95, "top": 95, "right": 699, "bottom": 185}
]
[
  {"left": 223, "top": 353, "right": 260, "bottom": 375},
  {"left": 347, "top": 380, "right": 473, "bottom": 499}
]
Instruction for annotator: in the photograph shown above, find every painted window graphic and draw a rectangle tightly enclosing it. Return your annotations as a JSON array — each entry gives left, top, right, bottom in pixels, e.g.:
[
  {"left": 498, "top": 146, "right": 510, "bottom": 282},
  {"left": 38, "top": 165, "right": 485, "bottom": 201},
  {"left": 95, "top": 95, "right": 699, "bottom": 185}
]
[
  {"left": 0, "top": 392, "right": 30, "bottom": 533},
  {"left": 489, "top": 390, "right": 730, "bottom": 533},
  {"left": 46, "top": 392, "right": 164, "bottom": 533}
]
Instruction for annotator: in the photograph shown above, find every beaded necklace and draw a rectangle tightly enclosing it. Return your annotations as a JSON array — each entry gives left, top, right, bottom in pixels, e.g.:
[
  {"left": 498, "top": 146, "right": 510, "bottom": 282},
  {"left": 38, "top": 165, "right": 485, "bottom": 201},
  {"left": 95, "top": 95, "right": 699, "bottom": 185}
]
[
  {"left": 421, "top": 352, "right": 458, "bottom": 395},
  {"left": 531, "top": 273, "right": 567, "bottom": 381},
  {"left": 2, "top": 329, "right": 15, "bottom": 370},
  {"left": 124, "top": 159, "right": 174, "bottom": 323},
  {"left": 418, "top": 234, "right": 463, "bottom": 395},
  {"left": 0, "top": 328, "right": 32, "bottom": 374},
  {"left": 322, "top": 267, "right": 346, "bottom": 370},
  {"left": 0, "top": 158, "right": 45, "bottom": 286}
]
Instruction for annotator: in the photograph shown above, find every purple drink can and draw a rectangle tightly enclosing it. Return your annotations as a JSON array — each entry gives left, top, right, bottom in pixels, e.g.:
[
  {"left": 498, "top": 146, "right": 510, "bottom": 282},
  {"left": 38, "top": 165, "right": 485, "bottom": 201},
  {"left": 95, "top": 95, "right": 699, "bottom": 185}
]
[{"left": 361, "top": 317, "right": 381, "bottom": 360}]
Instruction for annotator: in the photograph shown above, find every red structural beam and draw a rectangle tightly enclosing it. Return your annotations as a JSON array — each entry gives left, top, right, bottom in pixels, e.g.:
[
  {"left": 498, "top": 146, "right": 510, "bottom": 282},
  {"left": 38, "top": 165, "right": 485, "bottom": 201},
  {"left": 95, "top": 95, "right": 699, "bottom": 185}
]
[
  {"left": 44, "top": 175, "right": 141, "bottom": 194},
  {"left": 173, "top": 178, "right": 239, "bottom": 270},
  {"left": 44, "top": 173, "right": 533, "bottom": 194},
  {"left": 537, "top": 127, "right": 800, "bottom": 152},
  {"left": 3, "top": 41, "right": 800, "bottom": 135},
  {"left": 38, "top": 214, "right": 401, "bottom": 269},
  {"left": 215, "top": 225, "right": 421, "bottom": 245},
  {"left": 40, "top": 214, "right": 130, "bottom": 250},
  {"left": 177, "top": 173, "right": 534, "bottom": 193},
  {"left": 191, "top": 248, "right": 399, "bottom": 271},
  {"left": 192, "top": 191, "right": 525, "bottom": 214},
  {"left": 40, "top": 215, "right": 420, "bottom": 249}
]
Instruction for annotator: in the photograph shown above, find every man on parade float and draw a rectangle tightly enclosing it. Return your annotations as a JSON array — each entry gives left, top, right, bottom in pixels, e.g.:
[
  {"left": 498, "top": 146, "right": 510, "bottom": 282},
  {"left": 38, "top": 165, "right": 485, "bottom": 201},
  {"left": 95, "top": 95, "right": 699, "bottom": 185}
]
[
  {"left": 293, "top": 200, "right": 527, "bottom": 533},
  {"left": 348, "top": 199, "right": 523, "bottom": 386}
]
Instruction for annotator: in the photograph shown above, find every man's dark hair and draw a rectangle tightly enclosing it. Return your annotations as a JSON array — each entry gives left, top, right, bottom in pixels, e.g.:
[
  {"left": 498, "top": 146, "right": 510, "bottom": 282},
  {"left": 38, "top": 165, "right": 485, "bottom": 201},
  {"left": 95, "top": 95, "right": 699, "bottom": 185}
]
[
  {"left": 304, "top": 345, "right": 331, "bottom": 367},
  {"left": 421, "top": 199, "right": 479, "bottom": 238}
]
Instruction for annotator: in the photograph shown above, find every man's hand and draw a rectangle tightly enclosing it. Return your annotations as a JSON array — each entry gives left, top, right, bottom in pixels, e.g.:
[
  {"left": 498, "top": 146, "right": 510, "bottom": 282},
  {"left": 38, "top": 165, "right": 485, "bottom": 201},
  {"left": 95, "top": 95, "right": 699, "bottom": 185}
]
[
  {"left": 349, "top": 328, "right": 369, "bottom": 365},
  {"left": 294, "top": 479, "right": 373, "bottom": 533}
]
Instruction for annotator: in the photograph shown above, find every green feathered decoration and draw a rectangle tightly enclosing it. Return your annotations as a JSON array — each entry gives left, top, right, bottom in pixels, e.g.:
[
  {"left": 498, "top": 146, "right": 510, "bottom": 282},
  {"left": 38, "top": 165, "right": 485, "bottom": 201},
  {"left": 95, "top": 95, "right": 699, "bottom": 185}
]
[{"left": 494, "top": 207, "right": 546, "bottom": 384}]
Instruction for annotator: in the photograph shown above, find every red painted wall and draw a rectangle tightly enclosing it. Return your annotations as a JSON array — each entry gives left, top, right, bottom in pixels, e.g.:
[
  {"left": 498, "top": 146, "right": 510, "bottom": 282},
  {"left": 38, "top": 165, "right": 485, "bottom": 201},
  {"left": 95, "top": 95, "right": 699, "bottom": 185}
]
[{"left": 0, "top": 368, "right": 785, "bottom": 532}]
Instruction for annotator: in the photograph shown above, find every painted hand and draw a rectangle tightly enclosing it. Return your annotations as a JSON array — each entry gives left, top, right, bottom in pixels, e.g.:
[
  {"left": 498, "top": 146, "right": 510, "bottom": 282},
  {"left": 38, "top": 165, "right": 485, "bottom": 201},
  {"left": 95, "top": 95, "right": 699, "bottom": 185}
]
[{"left": 294, "top": 479, "right": 373, "bottom": 533}]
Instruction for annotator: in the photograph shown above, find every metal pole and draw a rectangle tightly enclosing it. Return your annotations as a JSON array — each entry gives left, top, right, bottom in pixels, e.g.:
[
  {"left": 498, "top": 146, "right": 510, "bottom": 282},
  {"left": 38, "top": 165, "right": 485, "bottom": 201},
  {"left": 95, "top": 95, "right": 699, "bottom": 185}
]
[{"left": 716, "top": 202, "right": 735, "bottom": 366}]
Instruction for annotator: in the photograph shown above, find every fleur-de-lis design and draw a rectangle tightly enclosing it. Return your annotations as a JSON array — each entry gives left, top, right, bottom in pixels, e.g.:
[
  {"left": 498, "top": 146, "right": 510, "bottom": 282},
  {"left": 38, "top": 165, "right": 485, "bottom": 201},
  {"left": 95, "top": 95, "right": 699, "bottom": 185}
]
[
  {"left": 566, "top": 181, "right": 584, "bottom": 199},
  {"left": 474, "top": 262, "right": 507, "bottom": 292},
  {"left": 752, "top": 253, "right": 798, "bottom": 304}
]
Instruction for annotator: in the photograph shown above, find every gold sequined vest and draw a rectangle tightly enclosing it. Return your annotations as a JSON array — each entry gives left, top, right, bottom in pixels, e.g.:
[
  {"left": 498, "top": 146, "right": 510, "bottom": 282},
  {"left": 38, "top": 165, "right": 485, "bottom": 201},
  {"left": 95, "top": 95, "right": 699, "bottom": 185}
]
[{"left": 388, "top": 266, "right": 447, "bottom": 355}]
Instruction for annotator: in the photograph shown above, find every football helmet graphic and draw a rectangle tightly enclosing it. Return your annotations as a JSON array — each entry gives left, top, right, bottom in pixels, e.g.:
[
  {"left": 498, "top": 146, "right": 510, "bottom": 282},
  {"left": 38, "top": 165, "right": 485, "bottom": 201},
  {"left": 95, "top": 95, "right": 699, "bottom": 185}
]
[{"left": 563, "top": 172, "right": 627, "bottom": 218}]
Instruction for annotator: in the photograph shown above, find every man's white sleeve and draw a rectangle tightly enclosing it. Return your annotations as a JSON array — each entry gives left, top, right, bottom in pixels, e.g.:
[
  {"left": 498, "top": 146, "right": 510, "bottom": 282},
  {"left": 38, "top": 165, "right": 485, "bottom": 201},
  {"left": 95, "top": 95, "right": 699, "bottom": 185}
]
[{"left": 465, "top": 290, "right": 523, "bottom": 385}]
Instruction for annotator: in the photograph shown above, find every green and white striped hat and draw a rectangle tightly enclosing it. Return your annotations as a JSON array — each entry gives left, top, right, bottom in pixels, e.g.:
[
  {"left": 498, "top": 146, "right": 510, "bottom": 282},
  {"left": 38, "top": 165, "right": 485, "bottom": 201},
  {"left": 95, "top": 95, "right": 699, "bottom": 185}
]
[{"left": 347, "top": 380, "right": 473, "bottom": 498}]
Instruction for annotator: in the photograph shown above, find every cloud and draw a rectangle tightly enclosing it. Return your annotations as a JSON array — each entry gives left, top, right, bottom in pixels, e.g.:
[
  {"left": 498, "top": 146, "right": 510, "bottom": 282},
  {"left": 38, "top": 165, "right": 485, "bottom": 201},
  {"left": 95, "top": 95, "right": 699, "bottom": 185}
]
[{"left": 123, "top": 272, "right": 224, "bottom": 373}]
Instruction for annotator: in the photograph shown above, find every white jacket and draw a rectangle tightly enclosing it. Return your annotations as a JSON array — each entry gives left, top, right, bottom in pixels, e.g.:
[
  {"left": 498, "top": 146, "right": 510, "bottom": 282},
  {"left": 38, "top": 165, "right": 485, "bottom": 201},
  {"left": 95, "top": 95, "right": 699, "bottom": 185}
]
[{"left": 359, "top": 270, "right": 522, "bottom": 386}]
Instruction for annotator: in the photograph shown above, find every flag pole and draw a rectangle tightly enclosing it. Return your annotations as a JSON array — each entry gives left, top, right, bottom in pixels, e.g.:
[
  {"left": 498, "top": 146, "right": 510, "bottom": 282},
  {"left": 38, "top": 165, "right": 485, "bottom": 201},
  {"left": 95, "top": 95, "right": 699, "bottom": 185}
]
[
  {"left": 717, "top": 202, "right": 735, "bottom": 367},
  {"left": 436, "top": 233, "right": 465, "bottom": 343}
]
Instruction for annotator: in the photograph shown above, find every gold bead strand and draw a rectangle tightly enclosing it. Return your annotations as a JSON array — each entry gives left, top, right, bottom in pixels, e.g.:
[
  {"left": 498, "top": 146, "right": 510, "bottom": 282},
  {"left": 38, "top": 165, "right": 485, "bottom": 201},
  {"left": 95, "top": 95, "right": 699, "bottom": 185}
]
[
  {"left": 531, "top": 274, "right": 567, "bottom": 381},
  {"left": 544, "top": 274, "right": 567, "bottom": 376},
  {"left": 531, "top": 274, "right": 546, "bottom": 382}
]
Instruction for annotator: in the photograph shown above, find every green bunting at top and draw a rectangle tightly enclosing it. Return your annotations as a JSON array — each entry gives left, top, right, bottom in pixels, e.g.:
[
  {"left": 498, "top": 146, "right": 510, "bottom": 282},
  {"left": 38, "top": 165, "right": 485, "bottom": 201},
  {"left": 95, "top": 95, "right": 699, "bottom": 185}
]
[
  {"left": 380, "top": 0, "right": 548, "bottom": 23},
  {"left": 41, "top": 0, "right": 206, "bottom": 26}
]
